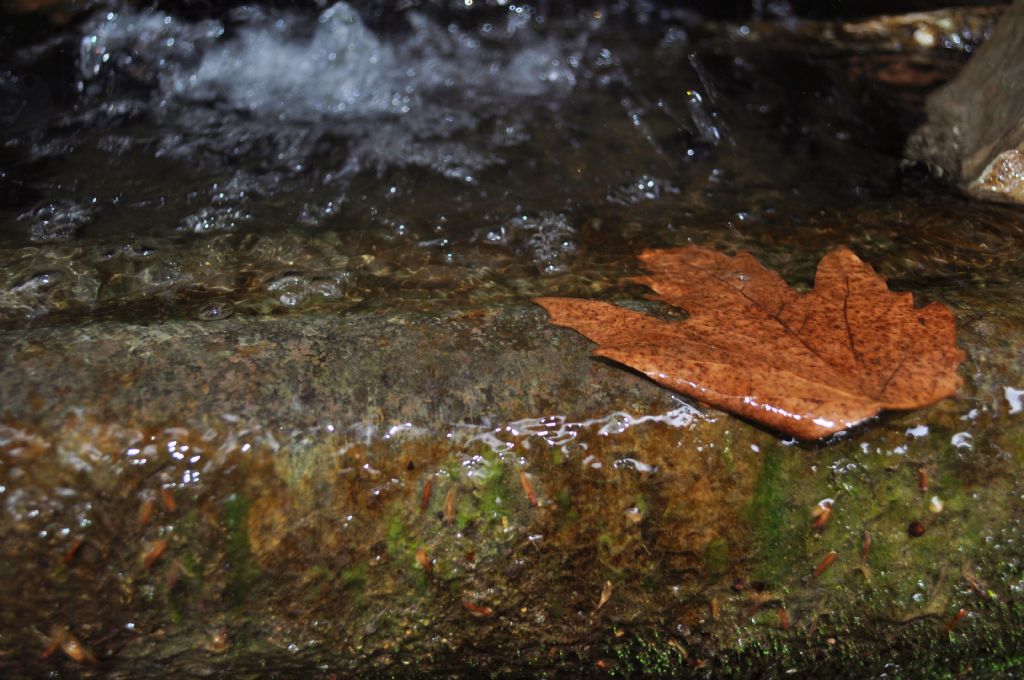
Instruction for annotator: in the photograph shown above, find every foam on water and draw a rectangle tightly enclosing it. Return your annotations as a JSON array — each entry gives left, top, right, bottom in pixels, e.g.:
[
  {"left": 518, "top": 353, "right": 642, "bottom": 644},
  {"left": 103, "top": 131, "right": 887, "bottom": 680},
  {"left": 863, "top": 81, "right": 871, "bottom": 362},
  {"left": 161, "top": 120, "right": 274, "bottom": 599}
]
[
  {"left": 77, "top": 3, "right": 578, "bottom": 184},
  {"left": 464, "top": 400, "right": 701, "bottom": 457},
  {"left": 171, "top": 6, "right": 574, "bottom": 119},
  {"left": 1005, "top": 386, "right": 1024, "bottom": 415},
  {"left": 19, "top": 201, "right": 94, "bottom": 243}
]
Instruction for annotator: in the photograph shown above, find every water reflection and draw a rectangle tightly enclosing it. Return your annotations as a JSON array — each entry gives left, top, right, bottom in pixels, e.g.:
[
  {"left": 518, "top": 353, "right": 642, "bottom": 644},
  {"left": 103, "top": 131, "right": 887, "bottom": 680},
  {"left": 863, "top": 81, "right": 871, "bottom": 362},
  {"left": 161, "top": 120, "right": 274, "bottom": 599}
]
[{"left": 1, "top": 1, "right": 1022, "bottom": 330}]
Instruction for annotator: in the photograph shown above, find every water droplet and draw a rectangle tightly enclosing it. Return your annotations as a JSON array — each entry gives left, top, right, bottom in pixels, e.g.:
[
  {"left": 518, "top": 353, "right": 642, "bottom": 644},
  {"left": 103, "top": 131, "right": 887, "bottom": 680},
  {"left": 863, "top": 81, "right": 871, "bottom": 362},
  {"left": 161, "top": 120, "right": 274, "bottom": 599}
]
[
  {"left": 607, "top": 175, "right": 680, "bottom": 205},
  {"left": 265, "top": 273, "right": 308, "bottom": 308},
  {"left": 198, "top": 301, "right": 234, "bottom": 321},
  {"left": 11, "top": 270, "right": 65, "bottom": 295}
]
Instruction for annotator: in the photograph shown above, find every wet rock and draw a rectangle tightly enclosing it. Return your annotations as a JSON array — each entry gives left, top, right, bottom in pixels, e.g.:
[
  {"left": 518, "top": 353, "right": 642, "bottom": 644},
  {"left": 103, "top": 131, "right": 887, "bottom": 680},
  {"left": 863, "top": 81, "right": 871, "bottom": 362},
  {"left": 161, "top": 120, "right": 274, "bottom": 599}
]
[
  {"left": 722, "top": 5, "right": 1001, "bottom": 52},
  {"left": 1, "top": 284, "right": 1024, "bottom": 677},
  {"left": 906, "top": 2, "right": 1024, "bottom": 203},
  {"left": 0, "top": 305, "right": 680, "bottom": 430}
]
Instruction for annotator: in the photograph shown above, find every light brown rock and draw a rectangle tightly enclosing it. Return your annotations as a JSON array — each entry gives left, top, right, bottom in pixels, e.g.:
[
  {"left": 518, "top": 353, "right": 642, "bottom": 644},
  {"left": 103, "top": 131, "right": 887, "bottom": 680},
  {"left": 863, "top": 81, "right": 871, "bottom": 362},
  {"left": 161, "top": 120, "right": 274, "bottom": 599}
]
[{"left": 906, "top": 2, "right": 1024, "bottom": 204}]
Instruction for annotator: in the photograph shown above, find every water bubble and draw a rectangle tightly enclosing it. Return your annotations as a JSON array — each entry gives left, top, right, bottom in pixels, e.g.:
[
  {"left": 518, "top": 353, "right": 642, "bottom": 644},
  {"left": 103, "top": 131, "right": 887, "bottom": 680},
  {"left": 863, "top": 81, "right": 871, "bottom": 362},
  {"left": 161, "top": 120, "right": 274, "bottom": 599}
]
[
  {"left": 19, "top": 201, "right": 93, "bottom": 242},
  {"left": 484, "top": 226, "right": 509, "bottom": 244},
  {"left": 1005, "top": 386, "right": 1024, "bottom": 414},
  {"left": 179, "top": 206, "right": 251, "bottom": 234},
  {"left": 309, "top": 274, "right": 348, "bottom": 299},
  {"left": 298, "top": 198, "right": 343, "bottom": 227},
  {"left": 501, "top": 212, "right": 577, "bottom": 275},
  {"left": 122, "top": 242, "right": 157, "bottom": 259},
  {"left": 607, "top": 175, "right": 680, "bottom": 205},
  {"left": 10, "top": 270, "right": 66, "bottom": 296},
  {"left": 613, "top": 457, "right": 657, "bottom": 474},
  {"left": 198, "top": 301, "right": 234, "bottom": 321},
  {"left": 905, "top": 424, "right": 929, "bottom": 438},
  {"left": 265, "top": 273, "right": 308, "bottom": 308},
  {"left": 951, "top": 432, "right": 973, "bottom": 450}
]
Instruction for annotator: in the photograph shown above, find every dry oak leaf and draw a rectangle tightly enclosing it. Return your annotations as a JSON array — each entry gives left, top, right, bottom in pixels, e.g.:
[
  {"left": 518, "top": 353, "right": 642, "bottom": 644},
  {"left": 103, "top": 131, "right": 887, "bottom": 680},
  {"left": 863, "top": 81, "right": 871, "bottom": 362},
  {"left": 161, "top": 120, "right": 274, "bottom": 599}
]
[{"left": 533, "top": 246, "right": 964, "bottom": 439}]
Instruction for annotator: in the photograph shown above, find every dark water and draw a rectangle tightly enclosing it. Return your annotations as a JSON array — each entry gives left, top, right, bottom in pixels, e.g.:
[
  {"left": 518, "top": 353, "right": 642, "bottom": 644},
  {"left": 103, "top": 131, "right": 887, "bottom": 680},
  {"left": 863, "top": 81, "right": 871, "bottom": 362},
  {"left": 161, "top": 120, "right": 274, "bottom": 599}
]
[{"left": 2, "top": 1, "right": 1017, "bottom": 330}]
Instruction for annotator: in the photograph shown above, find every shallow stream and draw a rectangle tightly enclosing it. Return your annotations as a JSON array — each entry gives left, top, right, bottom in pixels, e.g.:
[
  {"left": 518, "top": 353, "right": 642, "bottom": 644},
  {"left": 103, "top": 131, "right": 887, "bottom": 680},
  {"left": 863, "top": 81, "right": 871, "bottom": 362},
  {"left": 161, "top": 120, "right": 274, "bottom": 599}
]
[
  {"left": 3, "top": 2, "right": 1024, "bottom": 677},
  {"left": 3, "top": 2, "right": 1015, "bottom": 326}
]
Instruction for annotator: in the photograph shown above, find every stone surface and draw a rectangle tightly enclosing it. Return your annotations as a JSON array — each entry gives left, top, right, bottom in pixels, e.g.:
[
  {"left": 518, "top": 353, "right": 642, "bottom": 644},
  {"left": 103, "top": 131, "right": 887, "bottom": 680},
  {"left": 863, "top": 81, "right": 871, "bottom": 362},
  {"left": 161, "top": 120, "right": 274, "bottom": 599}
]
[
  {"left": 2, "top": 287, "right": 1024, "bottom": 677},
  {"left": 906, "top": 2, "right": 1024, "bottom": 203},
  {"left": 0, "top": 306, "right": 678, "bottom": 432}
]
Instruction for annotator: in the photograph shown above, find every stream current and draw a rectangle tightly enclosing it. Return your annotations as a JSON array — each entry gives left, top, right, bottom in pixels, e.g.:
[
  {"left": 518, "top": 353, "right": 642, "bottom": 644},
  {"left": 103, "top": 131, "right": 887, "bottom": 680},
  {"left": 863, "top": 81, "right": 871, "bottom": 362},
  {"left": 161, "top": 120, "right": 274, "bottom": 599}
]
[{"left": 3, "top": 2, "right": 1016, "bottom": 329}]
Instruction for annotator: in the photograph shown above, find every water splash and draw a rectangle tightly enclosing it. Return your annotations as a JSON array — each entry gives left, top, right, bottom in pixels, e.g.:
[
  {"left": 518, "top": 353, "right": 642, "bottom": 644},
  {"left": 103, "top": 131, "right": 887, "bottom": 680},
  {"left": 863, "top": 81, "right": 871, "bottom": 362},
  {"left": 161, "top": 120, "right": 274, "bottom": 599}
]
[
  {"left": 464, "top": 400, "right": 700, "bottom": 457},
  {"left": 76, "top": 3, "right": 578, "bottom": 189},
  {"left": 484, "top": 213, "right": 578, "bottom": 275},
  {"left": 19, "top": 201, "right": 94, "bottom": 243},
  {"left": 684, "top": 89, "right": 723, "bottom": 145},
  {"left": 1005, "top": 386, "right": 1024, "bottom": 415}
]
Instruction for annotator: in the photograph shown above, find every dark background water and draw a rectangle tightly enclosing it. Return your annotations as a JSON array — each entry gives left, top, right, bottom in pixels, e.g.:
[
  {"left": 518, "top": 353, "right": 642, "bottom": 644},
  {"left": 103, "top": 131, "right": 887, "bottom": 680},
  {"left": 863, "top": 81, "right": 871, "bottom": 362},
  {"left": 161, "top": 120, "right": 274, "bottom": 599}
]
[{"left": 0, "top": 0, "right": 1013, "bottom": 330}]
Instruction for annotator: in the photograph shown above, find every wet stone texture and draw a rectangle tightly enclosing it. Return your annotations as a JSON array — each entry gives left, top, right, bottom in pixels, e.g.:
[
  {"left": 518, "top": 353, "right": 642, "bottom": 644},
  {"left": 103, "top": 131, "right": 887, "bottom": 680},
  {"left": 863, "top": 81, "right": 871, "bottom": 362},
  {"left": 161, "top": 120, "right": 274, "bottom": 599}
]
[
  {"left": 3, "top": 1, "right": 1024, "bottom": 678},
  {"left": 3, "top": 292, "right": 1024, "bottom": 677},
  {"left": 907, "top": 1, "right": 1024, "bottom": 203}
]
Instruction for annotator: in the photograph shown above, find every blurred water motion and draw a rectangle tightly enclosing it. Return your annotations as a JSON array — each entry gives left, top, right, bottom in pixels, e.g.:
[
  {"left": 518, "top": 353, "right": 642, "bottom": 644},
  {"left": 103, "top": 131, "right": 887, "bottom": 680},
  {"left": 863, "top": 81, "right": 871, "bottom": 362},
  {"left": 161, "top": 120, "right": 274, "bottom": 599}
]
[{"left": 0, "top": 2, "right": 1017, "bottom": 330}]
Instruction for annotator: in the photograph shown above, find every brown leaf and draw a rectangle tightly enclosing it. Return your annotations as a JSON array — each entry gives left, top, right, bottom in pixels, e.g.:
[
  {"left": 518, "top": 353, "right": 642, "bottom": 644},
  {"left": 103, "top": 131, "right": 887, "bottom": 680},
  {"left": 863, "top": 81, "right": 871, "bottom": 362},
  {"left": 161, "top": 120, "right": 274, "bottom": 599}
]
[{"left": 534, "top": 246, "right": 963, "bottom": 439}]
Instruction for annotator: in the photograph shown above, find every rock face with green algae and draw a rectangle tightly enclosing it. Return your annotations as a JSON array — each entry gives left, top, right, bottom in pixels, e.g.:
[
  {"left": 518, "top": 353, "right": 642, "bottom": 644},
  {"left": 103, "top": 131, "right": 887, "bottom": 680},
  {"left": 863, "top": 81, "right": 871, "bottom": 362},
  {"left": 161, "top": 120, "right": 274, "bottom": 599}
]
[{"left": 1, "top": 292, "right": 1024, "bottom": 678}]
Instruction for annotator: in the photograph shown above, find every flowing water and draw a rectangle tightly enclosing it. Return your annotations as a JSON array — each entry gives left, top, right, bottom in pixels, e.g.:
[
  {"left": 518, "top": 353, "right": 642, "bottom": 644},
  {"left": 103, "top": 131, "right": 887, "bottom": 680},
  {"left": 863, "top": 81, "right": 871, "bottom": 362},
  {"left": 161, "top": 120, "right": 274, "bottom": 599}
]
[
  {"left": 3, "top": 2, "right": 1013, "bottom": 328},
  {"left": 3, "top": 2, "right": 1024, "bottom": 677}
]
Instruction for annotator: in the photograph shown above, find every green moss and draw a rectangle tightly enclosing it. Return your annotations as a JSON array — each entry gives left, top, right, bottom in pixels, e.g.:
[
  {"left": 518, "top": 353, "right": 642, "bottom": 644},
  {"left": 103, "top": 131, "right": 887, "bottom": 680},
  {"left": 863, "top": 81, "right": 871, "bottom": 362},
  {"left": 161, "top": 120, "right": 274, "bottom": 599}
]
[
  {"left": 703, "top": 536, "right": 729, "bottom": 578},
  {"left": 223, "top": 493, "right": 260, "bottom": 607},
  {"left": 384, "top": 514, "right": 428, "bottom": 591},
  {"left": 387, "top": 514, "right": 413, "bottom": 559},
  {"left": 862, "top": 528, "right": 896, "bottom": 573},
  {"left": 745, "top": 445, "right": 804, "bottom": 584},
  {"left": 443, "top": 461, "right": 462, "bottom": 482},
  {"left": 304, "top": 564, "right": 332, "bottom": 581},
  {"left": 477, "top": 454, "right": 508, "bottom": 520},
  {"left": 570, "top": 608, "right": 1024, "bottom": 679},
  {"left": 181, "top": 551, "right": 201, "bottom": 578},
  {"left": 50, "top": 561, "right": 68, "bottom": 585},
  {"left": 450, "top": 452, "right": 516, "bottom": 531},
  {"left": 455, "top": 501, "right": 474, "bottom": 532},
  {"left": 166, "top": 554, "right": 200, "bottom": 624},
  {"left": 339, "top": 562, "right": 367, "bottom": 590},
  {"left": 609, "top": 633, "right": 687, "bottom": 677}
]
